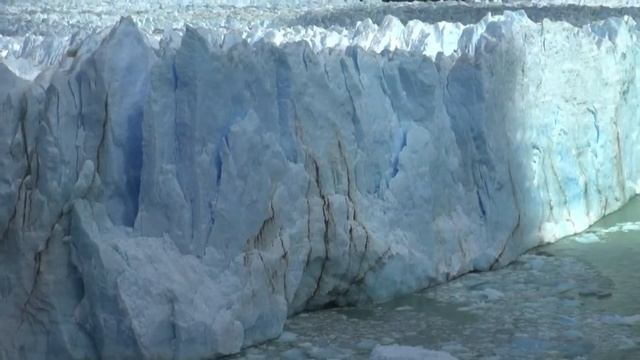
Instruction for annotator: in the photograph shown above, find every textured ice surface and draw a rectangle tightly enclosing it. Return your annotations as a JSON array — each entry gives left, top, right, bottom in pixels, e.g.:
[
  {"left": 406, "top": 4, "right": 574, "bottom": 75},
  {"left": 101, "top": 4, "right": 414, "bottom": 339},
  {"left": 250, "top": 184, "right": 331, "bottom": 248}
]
[
  {"left": 5, "top": 0, "right": 640, "bottom": 71},
  {"left": 4, "top": 0, "right": 640, "bottom": 78},
  {"left": 2, "top": 1, "right": 640, "bottom": 359}
]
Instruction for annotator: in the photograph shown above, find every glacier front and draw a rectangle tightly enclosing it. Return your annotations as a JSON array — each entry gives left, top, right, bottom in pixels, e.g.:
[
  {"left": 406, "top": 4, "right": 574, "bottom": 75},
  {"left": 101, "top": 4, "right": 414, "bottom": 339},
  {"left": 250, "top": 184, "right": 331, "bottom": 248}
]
[{"left": 1, "top": 2, "right": 640, "bottom": 359}]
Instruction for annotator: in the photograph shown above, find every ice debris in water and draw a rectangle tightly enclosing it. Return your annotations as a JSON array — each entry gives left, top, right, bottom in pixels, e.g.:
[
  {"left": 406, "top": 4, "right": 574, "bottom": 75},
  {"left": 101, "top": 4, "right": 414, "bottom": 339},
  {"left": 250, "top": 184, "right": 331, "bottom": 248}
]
[
  {"left": 599, "top": 314, "right": 640, "bottom": 326},
  {"left": 370, "top": 345, "right": 459, "bottom": 360}
]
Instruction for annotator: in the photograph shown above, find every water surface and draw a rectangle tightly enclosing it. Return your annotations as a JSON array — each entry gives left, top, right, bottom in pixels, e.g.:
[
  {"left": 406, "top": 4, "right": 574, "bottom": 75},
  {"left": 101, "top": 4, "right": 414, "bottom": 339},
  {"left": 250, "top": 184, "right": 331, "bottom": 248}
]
[{"left": 233, "top": 198, "right": 640, "bottom": 359}]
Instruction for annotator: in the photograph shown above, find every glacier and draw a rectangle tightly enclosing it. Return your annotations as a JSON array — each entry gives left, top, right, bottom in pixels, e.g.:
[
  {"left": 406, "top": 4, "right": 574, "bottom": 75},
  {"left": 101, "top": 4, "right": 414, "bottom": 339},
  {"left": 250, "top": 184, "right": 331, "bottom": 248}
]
[{"left": 1, "top": 1, "right": 640, "bottom": 359}]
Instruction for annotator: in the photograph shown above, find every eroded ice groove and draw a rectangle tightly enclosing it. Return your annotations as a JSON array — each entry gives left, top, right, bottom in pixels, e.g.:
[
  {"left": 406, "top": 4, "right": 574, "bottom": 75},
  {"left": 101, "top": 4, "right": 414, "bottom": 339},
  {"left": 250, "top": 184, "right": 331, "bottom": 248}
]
[{"left": 1, "top": 7, "right": 640, "bottom": 359}]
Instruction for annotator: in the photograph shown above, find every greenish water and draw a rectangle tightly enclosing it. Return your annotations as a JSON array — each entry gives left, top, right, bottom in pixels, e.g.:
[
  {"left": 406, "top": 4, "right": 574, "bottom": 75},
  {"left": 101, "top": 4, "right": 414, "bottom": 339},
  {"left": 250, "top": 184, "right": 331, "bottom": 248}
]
[
  {"left": 233, "top": 198, "right": 640, "bottom": 360},
  {"left": 546, "top": 198, "right": 640, "bottom": 318}
]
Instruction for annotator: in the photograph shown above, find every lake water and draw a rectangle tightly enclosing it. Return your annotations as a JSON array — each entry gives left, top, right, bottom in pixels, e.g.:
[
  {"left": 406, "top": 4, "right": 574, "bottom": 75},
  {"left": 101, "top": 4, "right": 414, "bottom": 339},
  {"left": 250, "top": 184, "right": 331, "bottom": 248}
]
[{"left": 232, "top": 198, "right": 640, "bottom": 359}]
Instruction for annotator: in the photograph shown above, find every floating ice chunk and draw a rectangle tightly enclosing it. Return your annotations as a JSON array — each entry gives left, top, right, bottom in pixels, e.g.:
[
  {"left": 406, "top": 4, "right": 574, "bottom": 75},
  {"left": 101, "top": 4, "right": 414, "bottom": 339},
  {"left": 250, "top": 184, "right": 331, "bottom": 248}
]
[
  {"left": 370, "top": 345, "right": 459, "bottom": 360},
  {"left": 523, "top": 255, "right": 546, "bottom": 271},
  {"left": 474, "top": 288, "right": 505, "bottom": 301},
  {"left": 281, "top": 348, "right": 307, "bottom": 360},
  {"left": 277, "top": 331, "right": 299, "bottom": 343},
  {"left": 573, "top": 220, "right": 640, "bottom": 243},
  {"left": 602, "top": 221, "right": 640, "bottom": 234},
  {"left": 574, "top": 232, "right": 601, "bottom": 243},
  {"left": 357, "top": 339, "right": 380, "bottom": 351},
  {"left": 599, "top": 314, "right": 640, "bottom": 326},
  {"left": 612, "top": 335, "right": 637, "bottom": 350}
]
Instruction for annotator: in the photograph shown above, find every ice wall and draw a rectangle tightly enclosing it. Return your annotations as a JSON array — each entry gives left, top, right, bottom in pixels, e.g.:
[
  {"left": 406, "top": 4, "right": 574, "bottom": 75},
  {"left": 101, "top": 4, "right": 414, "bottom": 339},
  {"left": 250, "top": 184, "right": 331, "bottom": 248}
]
[{"left": 1, "top": 9, "right": 639, "bottom": 359}]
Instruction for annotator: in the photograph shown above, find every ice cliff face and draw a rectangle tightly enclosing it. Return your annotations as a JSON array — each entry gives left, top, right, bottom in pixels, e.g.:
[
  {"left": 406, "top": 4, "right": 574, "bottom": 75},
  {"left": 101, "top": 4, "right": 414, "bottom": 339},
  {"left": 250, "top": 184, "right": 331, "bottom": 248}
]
[{"left": 1, "top": 6, "right": 640, "bottom": 359}]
